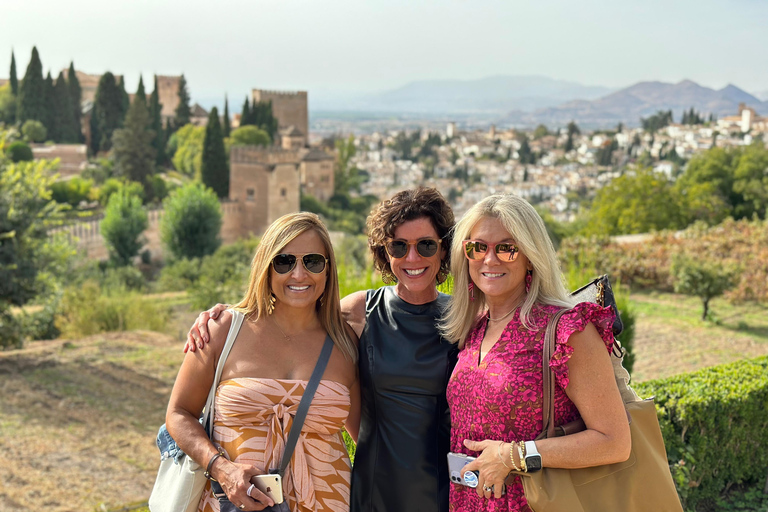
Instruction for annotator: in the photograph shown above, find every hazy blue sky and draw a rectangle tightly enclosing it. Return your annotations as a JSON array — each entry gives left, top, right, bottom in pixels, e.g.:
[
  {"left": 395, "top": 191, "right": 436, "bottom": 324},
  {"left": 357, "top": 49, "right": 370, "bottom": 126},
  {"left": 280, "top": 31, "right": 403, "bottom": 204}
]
[{"left": 2, "top": 0, "right": 767, "bottom": 105}]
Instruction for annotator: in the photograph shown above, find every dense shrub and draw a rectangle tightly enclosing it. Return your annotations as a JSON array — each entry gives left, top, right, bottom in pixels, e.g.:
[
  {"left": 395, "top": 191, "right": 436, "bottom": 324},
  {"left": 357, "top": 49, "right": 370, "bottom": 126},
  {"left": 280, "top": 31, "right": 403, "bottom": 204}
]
[
  {"left": 55, "top": 281, "right": 170, "bottom": 338},
  {"left": 161, "top": 182, "right": 222, "bottom": 260},
  {"left": 21, "top": 120, "right": 46, "bottom": 142},
  {"left": 6, "top": 141, "right": 33, "bottom": 162},
  {"left": 50, "top": 176, "right": 94, "bottom": 207},
  {"left": 101, "top": 185, "right": 148, "bottom": 265},
  {"left": 635, "top": 356, "right": 768, "bottom": 510},
  {"left": 156, "top": 257, "right": 202, "bottom": 292},
  {"left": 187, "top": 237, "right": 258, "bottom": 310}
]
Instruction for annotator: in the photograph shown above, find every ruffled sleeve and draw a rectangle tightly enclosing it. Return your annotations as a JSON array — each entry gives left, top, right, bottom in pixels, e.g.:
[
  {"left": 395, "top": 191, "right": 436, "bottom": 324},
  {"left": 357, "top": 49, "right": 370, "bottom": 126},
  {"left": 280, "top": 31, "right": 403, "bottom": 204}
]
[{"left": 548, "top": 302, "right": 616, "bottom": 390}]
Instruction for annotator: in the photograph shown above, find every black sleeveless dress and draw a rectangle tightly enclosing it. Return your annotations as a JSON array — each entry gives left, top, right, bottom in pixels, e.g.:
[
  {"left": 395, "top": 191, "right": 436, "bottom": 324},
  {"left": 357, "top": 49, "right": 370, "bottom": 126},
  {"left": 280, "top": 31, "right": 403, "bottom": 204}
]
[{"left": 350, "top": 286, "right": 457, "bottom": 512}]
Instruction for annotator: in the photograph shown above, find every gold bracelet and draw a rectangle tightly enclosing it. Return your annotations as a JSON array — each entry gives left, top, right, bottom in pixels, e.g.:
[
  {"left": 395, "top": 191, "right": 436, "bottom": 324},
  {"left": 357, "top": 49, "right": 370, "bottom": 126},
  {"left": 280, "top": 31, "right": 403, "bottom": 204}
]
[
  {"left": 517, "top": 441, "right": 527, "bottom": 472},
  {"left": 497, "top": 442, "right": 511, "bottom": 469},
  {"left": 509, "top": 441, "right": 520, "bottom": 471}
]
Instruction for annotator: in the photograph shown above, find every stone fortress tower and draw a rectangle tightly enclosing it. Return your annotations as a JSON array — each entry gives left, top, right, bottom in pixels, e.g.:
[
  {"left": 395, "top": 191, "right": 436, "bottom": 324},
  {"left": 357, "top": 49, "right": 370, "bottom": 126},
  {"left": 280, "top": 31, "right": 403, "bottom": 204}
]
[{"left": 228, "top": 88, "right": 334, "bottom": 237}]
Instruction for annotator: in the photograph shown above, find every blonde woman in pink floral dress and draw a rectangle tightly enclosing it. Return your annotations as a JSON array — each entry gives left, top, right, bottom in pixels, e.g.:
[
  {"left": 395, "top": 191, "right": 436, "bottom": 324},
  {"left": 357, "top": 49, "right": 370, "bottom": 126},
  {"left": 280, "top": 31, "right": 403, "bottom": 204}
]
[{"left": 440, "top": 194, "right": 631, "bottom": 512}]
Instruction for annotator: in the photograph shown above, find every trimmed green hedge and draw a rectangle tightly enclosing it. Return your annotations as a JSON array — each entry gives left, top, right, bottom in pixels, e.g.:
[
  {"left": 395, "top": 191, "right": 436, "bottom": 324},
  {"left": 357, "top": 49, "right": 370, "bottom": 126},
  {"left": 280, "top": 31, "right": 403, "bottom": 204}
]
[{"left": 635, "top": 356, "right": 768, "bottom": 510}]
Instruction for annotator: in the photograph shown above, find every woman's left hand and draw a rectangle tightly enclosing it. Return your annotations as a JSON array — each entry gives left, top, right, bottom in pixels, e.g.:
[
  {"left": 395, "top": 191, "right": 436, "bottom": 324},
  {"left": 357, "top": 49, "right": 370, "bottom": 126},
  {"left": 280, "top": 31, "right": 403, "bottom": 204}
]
[{"left": 462, "top": 439, "right": 510, "bottom": 499}]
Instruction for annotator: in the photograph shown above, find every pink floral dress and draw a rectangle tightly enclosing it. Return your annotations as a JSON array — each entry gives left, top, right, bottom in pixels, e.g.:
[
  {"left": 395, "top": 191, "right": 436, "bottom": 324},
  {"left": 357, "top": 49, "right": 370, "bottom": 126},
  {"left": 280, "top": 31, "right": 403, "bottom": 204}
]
[{"left": 446, "top": 302, "right": 616, "bottom": 512}]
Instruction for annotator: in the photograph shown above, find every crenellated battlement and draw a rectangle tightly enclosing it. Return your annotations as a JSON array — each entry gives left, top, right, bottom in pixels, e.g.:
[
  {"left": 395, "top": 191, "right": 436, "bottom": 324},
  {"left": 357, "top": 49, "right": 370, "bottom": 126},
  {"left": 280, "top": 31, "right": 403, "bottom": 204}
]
[{"left": 252, "top": 89, "right": 307, "bottom": 97}]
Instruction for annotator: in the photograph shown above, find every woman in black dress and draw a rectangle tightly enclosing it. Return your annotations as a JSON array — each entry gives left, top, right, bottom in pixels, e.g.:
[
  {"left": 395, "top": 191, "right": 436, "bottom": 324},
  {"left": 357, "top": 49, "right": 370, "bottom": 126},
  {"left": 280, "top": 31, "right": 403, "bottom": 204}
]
[{"left": 187, "top": 187, "right": 456, "bottom": 512}]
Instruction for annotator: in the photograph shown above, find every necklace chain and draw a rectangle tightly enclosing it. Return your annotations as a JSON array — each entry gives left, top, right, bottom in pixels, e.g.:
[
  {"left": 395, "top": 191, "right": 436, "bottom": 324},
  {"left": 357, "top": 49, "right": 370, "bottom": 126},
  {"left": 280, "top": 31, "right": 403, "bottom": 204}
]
[
  {"left": 272, "top": 317, "right": 292, "bottom": 342},
  {"left": 487, "top": 303, "right": 520, "bottom": 322}
]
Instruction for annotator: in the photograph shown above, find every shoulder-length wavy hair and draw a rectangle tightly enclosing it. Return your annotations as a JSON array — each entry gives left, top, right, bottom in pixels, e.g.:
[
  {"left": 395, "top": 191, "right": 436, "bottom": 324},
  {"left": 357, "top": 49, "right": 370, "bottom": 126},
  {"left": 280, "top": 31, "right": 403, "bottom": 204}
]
[
  {"left": 366, "top": 187, "right": 455, "bottom": 284},
  {"left": 439, "top": 194, "right": 574, "bottom": 348},
  {"left": 233, "top": 212, "right": 357, "bottom": 362}
]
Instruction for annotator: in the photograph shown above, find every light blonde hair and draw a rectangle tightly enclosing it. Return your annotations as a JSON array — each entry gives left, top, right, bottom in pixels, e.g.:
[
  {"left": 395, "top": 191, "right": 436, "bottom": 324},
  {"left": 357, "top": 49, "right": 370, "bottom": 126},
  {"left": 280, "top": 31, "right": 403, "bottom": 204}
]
[
  {"left": 439, "top": 194, "right": 574, "bottom": 348},
  {"left": 233, "top": 212, "right": 357, "bottom": 362}
]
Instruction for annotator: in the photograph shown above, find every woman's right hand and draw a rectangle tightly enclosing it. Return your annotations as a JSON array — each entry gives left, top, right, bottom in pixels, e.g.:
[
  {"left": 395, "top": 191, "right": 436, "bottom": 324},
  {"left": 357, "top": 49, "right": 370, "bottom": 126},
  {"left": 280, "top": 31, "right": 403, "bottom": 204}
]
[
  {"left": 184, "top": 303, "right": 229, "bottom": 352},
  {"left": 212, "top": 458, "right": 276, "bottom": 511}
]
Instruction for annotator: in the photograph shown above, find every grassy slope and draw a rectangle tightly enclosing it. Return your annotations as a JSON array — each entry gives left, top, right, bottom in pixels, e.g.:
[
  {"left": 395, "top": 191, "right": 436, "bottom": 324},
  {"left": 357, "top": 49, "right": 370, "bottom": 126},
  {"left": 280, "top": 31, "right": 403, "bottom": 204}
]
[{"left": 2, "top": 292, "right": 768, "bottom": 511}]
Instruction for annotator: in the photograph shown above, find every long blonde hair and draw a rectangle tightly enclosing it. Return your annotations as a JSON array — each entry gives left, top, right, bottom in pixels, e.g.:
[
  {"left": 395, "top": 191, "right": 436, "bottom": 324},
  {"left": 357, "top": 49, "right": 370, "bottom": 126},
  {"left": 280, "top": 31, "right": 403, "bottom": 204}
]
[
  {"left": 439, "top": 194, "right": 573, "bottom": 348},
  {"left": 233, "top": 212, "right": 357, "bottom": 362}
]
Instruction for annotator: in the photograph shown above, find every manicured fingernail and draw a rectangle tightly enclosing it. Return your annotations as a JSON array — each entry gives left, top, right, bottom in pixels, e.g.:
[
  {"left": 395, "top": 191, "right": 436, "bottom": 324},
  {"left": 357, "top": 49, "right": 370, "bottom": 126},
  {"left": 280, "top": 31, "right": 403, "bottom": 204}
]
[
  {"left": 198, "top": 343, "right": 203, "bottom": 349},
  {"left": 212, "top": 312, "right": 218, "bottom": 319},
  {"left": 203, "top": 336, "right": 208, "bottom": 342}
]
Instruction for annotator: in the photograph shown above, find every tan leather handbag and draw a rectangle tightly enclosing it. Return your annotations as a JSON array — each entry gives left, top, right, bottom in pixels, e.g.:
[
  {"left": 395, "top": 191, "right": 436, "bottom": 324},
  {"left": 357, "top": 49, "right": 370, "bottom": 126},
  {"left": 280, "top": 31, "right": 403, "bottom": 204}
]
[{"left": 509, "top": 309, "right": 684, "bottom": 512}]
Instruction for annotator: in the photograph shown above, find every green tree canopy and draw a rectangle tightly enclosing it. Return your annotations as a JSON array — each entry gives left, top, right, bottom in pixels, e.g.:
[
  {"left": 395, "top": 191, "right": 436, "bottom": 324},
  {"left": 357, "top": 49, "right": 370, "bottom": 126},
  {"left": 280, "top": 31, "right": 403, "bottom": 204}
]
[
  {"left": 112, "top": 91, "right": 156, "bottom": 194},
  {"left": 161, "top": 182, "right": 222, "bottom": 260},
  {"left": 0, "top": 84, "right": 17, "bottom": 125},
  {"left": 53, "top": 71, "right": 79, "bottom": 143},
  {"left": 42, "top": 72, "right": 55, "bottom": 139},
  {"left": 201, "top": 107, "right": 228, "bottom": 198},
  {"left": 671, "top": 254, "right": 739, "bottom": 320},
  {"left": 171, "top": 124, "right": 205, "bottom": 177},
  {"left": 584, "top": 167, "right": 685, "bottom": 235},
  {"left": 67, "top": 62, "right": 83, "bottom": 142},
  {"left": 9, "top": 50, "right": 19, "bottom": 96},
  {"left": 0, "top": 157, "right": 71, "bottom": 347},
  {"left": 223, "top": 95, "right": 231, "bottom": 138},
  {"left": 101, "top": 184, "right": 148, "bottom": 265},
  {"left": 148, "top": 76, "right": 166, "bottom": 165},
  {"left": 17, "top": 47, "right": 46, "bottom": 125},
  {"left": 533, "top": 124, "right": 549, "bottom": 139},
  {"left": 174, "top": 74, "right": 192, "bottom": 129},
  {"left": 22, "top": 119, "right": 47, "bottom": 143},
  {"left": 229, "top": 125, "right": 270, "bottom": 147},
  {"left": 92, "top": 72, "right": 125, "bottom": 153}
]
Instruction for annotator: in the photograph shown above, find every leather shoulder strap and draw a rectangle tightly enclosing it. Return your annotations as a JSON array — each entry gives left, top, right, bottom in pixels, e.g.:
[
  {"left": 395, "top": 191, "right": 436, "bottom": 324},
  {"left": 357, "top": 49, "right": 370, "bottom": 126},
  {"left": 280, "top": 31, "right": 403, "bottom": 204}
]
[
  {"left": 539, "top": 308, "right": 568, "bottom": 440},
  {"left": 278, "top": 335, "right": 335, "bottom": 476}
]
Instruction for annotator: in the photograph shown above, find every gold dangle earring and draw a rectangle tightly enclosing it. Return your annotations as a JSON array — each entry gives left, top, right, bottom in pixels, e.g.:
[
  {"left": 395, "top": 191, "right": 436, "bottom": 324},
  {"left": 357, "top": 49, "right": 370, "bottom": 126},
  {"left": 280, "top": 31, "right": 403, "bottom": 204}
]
[{"left": 267, "top": 294, "right": 276, "bottom": 315}]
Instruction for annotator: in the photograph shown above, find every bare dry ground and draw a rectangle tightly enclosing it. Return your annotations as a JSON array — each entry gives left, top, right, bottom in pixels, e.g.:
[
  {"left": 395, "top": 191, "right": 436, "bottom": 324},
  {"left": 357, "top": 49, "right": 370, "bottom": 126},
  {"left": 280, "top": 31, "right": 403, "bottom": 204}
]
[
  {"left": 0, "top": 331, "right": 184, "bottom": 512},
  {"left": 1, "top": 292, "right": 766, "bottom": 511}
]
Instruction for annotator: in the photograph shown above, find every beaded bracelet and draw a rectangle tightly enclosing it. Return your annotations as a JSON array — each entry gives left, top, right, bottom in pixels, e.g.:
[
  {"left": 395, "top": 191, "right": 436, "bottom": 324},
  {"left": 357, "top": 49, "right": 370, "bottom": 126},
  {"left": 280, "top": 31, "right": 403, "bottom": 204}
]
[
  {"left": 498, "top": 442, "right": 511, "bottom": 469},
  {"left": 517, "top": 441, "right": 527, "bottom": 472},
  {"left": 509, "top": 442, "right": 521, "bottom": 471}
]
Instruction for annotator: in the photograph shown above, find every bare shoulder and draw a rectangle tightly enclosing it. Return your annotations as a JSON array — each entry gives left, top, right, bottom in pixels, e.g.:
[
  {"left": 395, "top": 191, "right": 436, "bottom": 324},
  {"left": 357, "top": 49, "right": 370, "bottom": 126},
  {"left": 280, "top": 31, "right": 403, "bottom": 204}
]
[{"left": 341, "top": 291, "right": 367, "bottom": 338}]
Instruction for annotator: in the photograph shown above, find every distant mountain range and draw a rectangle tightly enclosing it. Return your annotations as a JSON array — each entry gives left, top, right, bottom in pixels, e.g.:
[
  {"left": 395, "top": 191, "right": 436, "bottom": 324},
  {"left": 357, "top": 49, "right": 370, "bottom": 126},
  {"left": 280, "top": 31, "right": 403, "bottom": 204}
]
[
  {"left": 505, "top": 80, "right": 768, "bottom": 128},
  {"left": 310, "top": 75, "right": 613, "bottom": 114},
  {"left": 754, "top": 90, "right": 768, "bottom": 102},
  {"left": 310, "top": 76, "right": 768, "bottom": 129}
]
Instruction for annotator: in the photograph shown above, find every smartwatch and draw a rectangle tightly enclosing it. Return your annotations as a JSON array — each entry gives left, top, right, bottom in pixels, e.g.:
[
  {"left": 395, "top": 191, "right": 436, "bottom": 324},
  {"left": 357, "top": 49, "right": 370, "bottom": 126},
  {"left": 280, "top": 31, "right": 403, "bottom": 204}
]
[{"left": 524, "top": 441, "right": 542, "bottom": 473}]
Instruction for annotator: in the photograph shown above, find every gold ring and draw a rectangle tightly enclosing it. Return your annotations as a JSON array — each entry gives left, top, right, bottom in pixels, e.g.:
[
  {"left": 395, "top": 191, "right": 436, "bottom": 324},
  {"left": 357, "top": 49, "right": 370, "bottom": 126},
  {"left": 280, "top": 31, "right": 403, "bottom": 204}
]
[{"left": 483, "top": 485, "right": 493, "bottom": 492}]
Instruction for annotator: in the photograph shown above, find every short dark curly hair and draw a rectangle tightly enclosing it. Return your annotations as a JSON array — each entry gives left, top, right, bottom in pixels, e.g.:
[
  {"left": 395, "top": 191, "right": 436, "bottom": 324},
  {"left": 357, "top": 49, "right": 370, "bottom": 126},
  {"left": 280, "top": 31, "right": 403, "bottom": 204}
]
[{"left": 367, "top": 187, "right": 455, "bottom": 284}]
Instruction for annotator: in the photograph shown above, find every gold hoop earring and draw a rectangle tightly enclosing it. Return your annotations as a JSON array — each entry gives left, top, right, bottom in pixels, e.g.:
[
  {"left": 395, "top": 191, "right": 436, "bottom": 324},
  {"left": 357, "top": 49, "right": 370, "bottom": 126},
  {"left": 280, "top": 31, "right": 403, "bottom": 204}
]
[{"left": 267, "top": 294, "right": 276, "bottom": 315}]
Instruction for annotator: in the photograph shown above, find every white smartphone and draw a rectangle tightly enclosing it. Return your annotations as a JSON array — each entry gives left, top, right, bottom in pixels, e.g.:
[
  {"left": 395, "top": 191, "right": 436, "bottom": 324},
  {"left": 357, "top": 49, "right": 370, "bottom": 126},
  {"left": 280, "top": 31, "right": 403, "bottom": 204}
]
[
  {"left": 447, "top": 452, "right": 476, "bottom": 486},
  {"left": 251, "top": 473, "right": 284, "bottom": 504}
]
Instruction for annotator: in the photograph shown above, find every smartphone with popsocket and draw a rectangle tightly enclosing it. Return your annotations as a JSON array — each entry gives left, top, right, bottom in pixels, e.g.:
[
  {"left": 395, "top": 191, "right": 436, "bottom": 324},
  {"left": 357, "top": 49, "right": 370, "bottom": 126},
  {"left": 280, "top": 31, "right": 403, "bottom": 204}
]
[
  {"left": 447, "top": 452, "right": 477, "bottom": 487},
  {"left": 250, "top": 473, "right": 284, "bottom": 504},
  {"left": 447, "top": 452, "right": 506, "bottom": 495}
]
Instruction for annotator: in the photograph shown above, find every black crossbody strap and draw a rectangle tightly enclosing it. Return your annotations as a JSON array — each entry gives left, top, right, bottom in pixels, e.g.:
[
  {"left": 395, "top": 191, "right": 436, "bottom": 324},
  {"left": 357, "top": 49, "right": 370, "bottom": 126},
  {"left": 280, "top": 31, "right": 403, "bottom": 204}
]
[{"left": 277, "top": 335, "right": 335, "bottom": 477}]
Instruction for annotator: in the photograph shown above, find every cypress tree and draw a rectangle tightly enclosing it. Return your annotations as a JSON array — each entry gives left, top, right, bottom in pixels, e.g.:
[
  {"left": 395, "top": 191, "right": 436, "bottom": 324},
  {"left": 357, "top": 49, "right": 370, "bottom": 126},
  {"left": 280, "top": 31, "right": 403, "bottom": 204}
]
[
  {"left": 222, "top": 95, "right": 231, "bottom": 138},
  {"left": 53, "top": 71, "right": 78, "bottom": 143},
  {"left": 67, "top": 62, "right": 83, "bottom": 142},
  {"left": 201, "top": 106, "right": 228, "bottom": 198},
  {"left": 43, "top": 72, "right": 56, "bottom": 140},
  {"left": 174, "top": 74, "right": 191, "bottom": 129},
  {"left": 113, "top": 92, "right": 156, "bottom": 192},
  {"left": 240, "top": 96, "right": 251, "bottom": 126},
  {"left": 9, "top": 50, "right": 18, "bottom": 95},
  {"left": 119, "top": 76, "right": 130, "bottom": 124},
  {"left": 92, "top": 72, "right": 124, "bottom": 152},
  {"left": 149, "top": 75, "right": 166, "bottom": 165},
  {"left": 135, "top": 76, "right": 147, "bottom": 107},
  {"left": 17, "top": 47, "right": 46, "bottom": 124}
]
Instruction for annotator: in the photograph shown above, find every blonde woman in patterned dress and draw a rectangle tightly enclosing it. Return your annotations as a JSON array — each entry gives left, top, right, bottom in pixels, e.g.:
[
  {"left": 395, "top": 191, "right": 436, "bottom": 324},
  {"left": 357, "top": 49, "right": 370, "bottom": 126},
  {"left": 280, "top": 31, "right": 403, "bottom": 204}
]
[
  {"left": 165, "top": 212, "right": 359, "bottom": 512},
  {"left": 440, "top": 195, "right": 630, "bottom": 512}
]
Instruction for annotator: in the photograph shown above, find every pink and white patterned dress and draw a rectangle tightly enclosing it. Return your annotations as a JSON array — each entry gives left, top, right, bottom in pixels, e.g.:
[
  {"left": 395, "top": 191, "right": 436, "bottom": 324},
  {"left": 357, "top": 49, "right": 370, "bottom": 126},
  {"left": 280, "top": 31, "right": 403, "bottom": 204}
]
[{"left": 446, "top": 302, "right": 616, "bottom": 512}]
